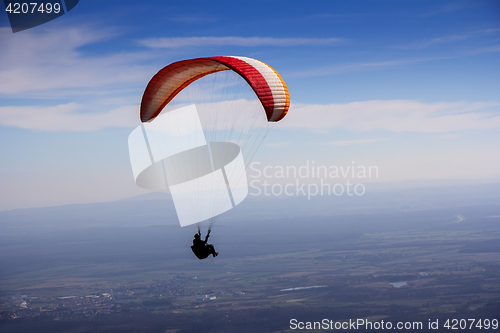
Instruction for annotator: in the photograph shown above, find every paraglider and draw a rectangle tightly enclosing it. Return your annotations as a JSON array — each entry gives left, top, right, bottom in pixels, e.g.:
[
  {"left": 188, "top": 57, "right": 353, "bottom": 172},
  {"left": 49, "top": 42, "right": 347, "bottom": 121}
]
[
  {"left": 191, "top": 227, "right": 218, "bottom": 259},
  {"left": 128, "top": 56, "right": 290, "bottom": 259}
]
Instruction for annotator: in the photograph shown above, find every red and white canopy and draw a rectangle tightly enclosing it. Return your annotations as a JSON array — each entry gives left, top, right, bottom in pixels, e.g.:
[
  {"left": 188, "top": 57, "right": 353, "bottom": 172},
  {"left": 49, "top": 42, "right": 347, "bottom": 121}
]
[{"left": 140, "top": 56, "right": 290, "bottom": 123}]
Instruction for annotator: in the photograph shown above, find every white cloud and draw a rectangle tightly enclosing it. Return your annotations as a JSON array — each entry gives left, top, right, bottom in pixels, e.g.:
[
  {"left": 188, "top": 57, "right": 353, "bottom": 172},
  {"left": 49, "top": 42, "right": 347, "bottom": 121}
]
[
  {"left": 0, "top": 103, "right": 139, "bottom": 131},
  {"left": 290, "top": 40, "right": 500, "bottom": 78},
  {"left": 288, "top": 56, "right": 452, "bottom": 77},
  {"left": 138, "top": 36, "right": 344, "bottom": 48},
  {"left": 0, "top": 27, "right": 153, "bottom": 96},
  {"left": 266, "top": 142, "right": 290, "bottom": 148},
  {"left": 326, "top": 138, "right": 385, "bottom": 146},
  {"left": 400, "top": 34, "right": 469, "bottom": 49},
  {"left": 3, "top": 99, "right": 499, "bottom": 133},
  {"left": 421, "top": 2, "right": 476, "bottom": 17},
  {"left": 281, "top": 100, "right": 500, "bottom": 133},
  {"left": 396, "top": 29, "right": 500, "bottom": 49},
  {"left": 165, "top": 14, "right": 217, "bottom": 24}
]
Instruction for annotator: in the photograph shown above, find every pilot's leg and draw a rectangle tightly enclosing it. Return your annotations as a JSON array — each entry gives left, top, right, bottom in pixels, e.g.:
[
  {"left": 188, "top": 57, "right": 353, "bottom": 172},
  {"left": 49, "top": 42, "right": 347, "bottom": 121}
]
[{"left": 207, "top": 245, "right": 218, "bottom": 257}]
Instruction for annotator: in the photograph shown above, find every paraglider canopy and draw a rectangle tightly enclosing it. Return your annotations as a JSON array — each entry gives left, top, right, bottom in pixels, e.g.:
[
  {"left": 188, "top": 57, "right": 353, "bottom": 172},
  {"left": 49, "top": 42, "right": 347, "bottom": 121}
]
[{"left": 140, "top": 56, "right": 290, "bottom": 123}]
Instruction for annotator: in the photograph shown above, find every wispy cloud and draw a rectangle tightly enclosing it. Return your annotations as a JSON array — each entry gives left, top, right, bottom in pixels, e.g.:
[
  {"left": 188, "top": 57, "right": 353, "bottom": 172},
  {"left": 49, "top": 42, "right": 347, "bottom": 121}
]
[
  {"left": 326, "top": 138, "right": 385, "bottom": 146},
  {"left": 281, "top": 100, "right": 500, "bottom": 133},
  {"left": 0, "top": 26, "right": 153, "bottom": 97},
  {"left": 290, "top": 41, "right": 500, "bottom": 77},
  {"left": 138, "top": 36, "right": 344, "bottom": 48},
  {"left": 467, "top": 44, "right": 500, "bottom": 55},
  {"left": 165, "top": 14, "right": 217, "bottom": 24},
  {"left": 0, "top": 103, "right": 138, "bottom": 131},
  {"left": 399, "top": 34, "right": 469, "bottom": 49},
  {"left": 288, "top": 56, "right": 450, "bottom": 77},
  {"left": 5, "top": 99, "right": 499, "bottom": 134},
  {"left": 266, "top": 142, "right": 290, "bottom": 148},
  {"left": 421, "top": 1, "right": 475, "bottom": 17},
  {"left": 396, "top": 29, "right": 500, "bottom": 49}
]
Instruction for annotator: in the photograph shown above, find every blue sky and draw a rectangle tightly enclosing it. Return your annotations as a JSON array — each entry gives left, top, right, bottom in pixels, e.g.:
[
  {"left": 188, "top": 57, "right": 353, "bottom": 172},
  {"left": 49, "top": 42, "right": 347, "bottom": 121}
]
[{"left": 0, "top": 0, "right": 499, "bottom": 210}]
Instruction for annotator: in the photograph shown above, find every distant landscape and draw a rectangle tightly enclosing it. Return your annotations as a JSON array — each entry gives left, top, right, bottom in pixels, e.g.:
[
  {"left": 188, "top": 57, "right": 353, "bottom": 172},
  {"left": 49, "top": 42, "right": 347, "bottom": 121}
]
[{"left": 1, "top": 182, "right": 499, "bottom": 332}]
